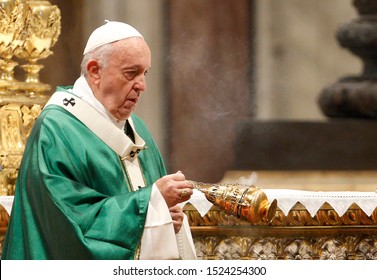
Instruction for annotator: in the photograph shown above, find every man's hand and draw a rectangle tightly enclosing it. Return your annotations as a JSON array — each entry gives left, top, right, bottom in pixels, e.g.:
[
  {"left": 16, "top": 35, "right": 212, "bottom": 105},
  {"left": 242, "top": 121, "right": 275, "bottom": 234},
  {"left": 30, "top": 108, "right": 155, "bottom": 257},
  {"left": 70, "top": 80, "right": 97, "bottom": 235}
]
[
  {"left": 155, "top": 171, "right": 193, "bottom": 208},
  {"left": 169, "top": 205, "right": 184, "bottom": 233}
]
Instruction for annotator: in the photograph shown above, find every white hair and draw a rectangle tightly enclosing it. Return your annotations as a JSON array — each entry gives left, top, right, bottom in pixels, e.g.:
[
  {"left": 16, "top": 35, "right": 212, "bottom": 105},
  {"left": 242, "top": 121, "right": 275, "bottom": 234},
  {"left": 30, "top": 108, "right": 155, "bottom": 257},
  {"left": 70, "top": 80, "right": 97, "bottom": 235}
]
[{"left": 80, "top": 42, "right": 116, "bottom": 77}]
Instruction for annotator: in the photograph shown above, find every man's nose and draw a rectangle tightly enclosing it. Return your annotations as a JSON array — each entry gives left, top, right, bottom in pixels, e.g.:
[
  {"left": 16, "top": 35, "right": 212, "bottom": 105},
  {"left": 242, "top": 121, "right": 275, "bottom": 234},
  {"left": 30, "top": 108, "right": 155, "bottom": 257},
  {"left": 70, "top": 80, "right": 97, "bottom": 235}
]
[{"left": 134, "top": 75, "right": 147, "bottom": 91}]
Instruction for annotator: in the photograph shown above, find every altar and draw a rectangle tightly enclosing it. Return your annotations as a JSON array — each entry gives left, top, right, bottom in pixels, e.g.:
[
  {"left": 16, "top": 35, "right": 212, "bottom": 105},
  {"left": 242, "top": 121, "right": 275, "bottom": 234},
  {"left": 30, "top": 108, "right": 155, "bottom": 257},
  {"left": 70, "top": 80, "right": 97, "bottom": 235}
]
[{"left": 182, "top": 170, "right": 377, "bottom": 260}]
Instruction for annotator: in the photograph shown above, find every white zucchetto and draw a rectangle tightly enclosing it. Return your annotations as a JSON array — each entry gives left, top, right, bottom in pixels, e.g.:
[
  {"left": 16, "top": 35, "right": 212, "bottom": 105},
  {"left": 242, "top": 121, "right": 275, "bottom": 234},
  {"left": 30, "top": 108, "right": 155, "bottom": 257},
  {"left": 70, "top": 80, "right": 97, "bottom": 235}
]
[{"left": 83, "top": 20, "right": 143, "bottom": 55}]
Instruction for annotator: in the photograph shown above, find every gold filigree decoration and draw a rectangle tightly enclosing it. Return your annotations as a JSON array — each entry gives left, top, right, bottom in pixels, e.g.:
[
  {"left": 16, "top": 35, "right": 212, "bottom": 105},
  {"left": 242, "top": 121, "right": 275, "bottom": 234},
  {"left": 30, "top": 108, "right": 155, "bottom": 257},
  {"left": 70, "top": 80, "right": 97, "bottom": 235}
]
[
  {"left": 192, "top": 235, "right": 377, "bottom": 260},
  {"left": 0, "top": 0, "right": 58, "bottom": 197},
  {"left": 184, "top": 203, "right": 377, "bottom": 226},
  {"left": 186, "top": 203, "right": 377, "bottom": 260},
  {"left": 16, "top": 0, "right": 61, "bottom": 95},
  {"left": 284, "top": 240, "right": 314, "bottom": 260},
  {"left": 0, "top": 0, "right": 28, "bottom": 92},
  {"left": 0, "top": 103, "right": 42, "bottom": 195}
]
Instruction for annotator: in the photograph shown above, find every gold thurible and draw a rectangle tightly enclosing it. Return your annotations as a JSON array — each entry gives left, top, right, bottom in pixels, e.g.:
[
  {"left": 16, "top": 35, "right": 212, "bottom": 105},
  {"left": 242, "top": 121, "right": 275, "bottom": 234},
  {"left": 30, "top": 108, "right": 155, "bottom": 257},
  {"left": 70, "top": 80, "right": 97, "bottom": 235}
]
[{"left": 189, "top": 181, "right": 277, "bottom": 224}]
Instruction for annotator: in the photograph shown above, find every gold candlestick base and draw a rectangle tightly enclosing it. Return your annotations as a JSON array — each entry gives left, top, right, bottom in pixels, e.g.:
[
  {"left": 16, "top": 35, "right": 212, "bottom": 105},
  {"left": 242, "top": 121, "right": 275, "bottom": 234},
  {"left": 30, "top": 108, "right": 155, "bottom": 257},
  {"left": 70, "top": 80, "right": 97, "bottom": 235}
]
[
  {"left": 0, "top": 59, "right": 20, "bottom": 93},
  {"left": 20, "top": 63, "right": 51, "bottom": 96}
]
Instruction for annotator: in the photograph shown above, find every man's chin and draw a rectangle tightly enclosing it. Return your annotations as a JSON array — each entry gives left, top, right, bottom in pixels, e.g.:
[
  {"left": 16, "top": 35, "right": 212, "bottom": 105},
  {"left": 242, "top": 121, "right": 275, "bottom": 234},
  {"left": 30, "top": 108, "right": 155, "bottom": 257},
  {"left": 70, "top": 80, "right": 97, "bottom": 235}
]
[{"left": 116, "top": 108, "right": 134, "bottom": 120}]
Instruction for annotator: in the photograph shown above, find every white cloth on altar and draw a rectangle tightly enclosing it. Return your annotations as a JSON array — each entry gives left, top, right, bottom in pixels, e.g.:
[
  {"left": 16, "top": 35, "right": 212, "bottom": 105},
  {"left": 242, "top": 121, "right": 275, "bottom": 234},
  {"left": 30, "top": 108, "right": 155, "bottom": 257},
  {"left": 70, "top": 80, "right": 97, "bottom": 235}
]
[
  {"left": 263, "top": 189, "right": 377, "bottom": 217},
  {"left": 3, "top": 189, "right": 377, "bottom": 219},
  {"left": 179, "top": 189, "right": 377, "bottom": 218},
  {"left": 0, "top": 196, "right": 14, "bottom": 215}
]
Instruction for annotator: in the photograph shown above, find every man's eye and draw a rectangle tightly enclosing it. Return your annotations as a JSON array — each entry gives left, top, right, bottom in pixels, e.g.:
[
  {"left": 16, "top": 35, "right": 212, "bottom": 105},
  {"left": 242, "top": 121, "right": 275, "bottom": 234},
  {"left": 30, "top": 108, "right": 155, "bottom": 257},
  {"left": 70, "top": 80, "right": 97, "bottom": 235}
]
[{"left": 124, "top": 71, "right": 137, "bottom": 80}]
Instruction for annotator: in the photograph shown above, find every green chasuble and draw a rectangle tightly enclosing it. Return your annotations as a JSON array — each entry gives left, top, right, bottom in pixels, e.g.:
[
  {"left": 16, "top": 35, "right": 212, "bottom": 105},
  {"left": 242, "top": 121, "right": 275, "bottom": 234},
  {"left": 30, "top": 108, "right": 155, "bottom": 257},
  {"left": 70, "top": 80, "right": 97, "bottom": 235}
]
[{"left": 2, "top": 96, "right": 167, "bottom": 259}]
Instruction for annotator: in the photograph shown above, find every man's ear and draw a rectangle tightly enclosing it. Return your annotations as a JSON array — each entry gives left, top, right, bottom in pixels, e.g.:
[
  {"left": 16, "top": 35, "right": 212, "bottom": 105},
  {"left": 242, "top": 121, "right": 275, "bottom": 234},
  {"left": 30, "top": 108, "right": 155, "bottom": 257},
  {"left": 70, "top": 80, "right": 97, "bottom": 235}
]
[{"left": 87, "top": 60, "right": 101, "bottom": 79}]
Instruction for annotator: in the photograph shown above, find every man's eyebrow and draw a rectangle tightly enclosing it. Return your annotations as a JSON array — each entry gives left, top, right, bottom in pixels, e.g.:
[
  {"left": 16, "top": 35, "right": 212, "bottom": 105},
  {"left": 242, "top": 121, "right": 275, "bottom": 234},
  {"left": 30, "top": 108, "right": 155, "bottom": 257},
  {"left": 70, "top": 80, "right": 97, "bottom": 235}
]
[
  {"left": 122, "top": 65, "right": 151, "bottom": 71},
  {"left": 122, "top": 65, "right": 143, "bottom": 69},
  {"left": 122, "top": 66, "right": 139, "bottom": 70}
]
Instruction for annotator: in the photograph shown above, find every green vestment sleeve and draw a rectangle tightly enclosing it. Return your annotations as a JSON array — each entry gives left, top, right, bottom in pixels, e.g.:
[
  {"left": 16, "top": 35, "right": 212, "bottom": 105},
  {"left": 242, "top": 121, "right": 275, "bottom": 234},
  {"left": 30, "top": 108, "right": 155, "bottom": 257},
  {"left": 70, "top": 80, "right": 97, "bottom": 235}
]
[{"left": 2, "top": 106, "right": 167, "bottom": 260}]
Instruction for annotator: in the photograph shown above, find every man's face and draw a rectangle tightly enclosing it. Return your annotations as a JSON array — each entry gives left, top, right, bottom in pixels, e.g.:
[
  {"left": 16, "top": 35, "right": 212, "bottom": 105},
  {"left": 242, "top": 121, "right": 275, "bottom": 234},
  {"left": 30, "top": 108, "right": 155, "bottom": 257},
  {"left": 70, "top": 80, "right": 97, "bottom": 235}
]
[{"left": 92, "top": 38, "right": 151, "bottom": 121}]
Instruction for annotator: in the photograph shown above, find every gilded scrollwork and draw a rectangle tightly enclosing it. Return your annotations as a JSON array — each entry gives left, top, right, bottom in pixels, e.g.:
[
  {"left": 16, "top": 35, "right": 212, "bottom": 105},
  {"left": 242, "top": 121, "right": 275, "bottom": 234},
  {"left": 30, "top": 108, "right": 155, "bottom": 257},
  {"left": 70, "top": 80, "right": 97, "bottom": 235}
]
[
  {"left": 190, "top": 233, "right": 377, "bottom": 260},
  {"left": 16, "top": 1, "right": 61, "bottom": 95},
  {"left": 19, "top": 0, "right": 61, "bottom": 61},
  {"left": 204, "top": 236, "right": 220, "bottom": 257},
  {"left": 0, "top": 0, "right": 27, "bottom": 58},
  {"left": 193, "top": 240, "right": 206, "bottom": 260},
  {"left": 184, "top": 203, "right": 377, "bottom": 226},
  {"left": 186, "top": 202, "right": 377, "bottom": 260},
  {"left": 355, "top": 238, "right": 377, "bottom": 260},
  {"left": 0, "top": 103, "right": 41, "bottom": 195},
  {"left": 235, "top": 236, "right": 253, "bottom": 258},
  {"left": 0, "top": 0, "right": 58, "bottom": 196},
  {"left": 0, "top": 107, "right": 23, "bottom": 153},
  {"left": 284, "top": 240, "right": 314, "bottom": 260},
  {"left": 214, "top": 238, "right": 242, "bottom": 260},
  {"left": 250, "top": 239, "right": 278, "bottom": 260},
  {"left": 319, "top": 238, "right": 348, "bottom": 260},
  {"left": 0, "top": 0, "right": 28, "bottom": 92},
  {"left": 20, "top": 104, "right": 41, "bottom": 139},
  {"left": 286, "top": 207, "right": 312, "bottom": 226}
]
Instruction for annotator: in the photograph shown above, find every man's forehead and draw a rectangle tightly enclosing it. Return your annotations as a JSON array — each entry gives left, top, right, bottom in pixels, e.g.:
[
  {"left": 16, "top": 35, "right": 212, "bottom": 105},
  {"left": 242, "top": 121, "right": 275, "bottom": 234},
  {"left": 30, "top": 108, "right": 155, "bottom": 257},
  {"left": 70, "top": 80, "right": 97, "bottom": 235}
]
[{"left": 115, "top": 40, "right": 151, "bottom": 61}]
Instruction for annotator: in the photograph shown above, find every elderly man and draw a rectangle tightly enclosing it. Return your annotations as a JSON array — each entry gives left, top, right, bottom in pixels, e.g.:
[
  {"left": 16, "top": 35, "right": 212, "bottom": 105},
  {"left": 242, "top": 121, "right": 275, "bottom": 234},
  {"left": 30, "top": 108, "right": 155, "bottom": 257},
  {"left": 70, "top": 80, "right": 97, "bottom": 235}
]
[{"left": 2, "top": 21, "right": 196, "bottom": 260}]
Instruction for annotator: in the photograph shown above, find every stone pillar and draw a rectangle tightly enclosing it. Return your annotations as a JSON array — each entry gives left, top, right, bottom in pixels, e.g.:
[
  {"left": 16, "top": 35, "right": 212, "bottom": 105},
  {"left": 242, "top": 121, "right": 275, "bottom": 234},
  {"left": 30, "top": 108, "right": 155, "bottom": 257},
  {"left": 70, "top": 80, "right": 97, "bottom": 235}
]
[
  {"left": 319, "top": 0, "right": 377, "bottom": 118},
  {"left": 235, "top": 0, "right": 377, "bottom": 172},
  {"left": 167, "top": 0, "right": 254, "bottom": 182}
]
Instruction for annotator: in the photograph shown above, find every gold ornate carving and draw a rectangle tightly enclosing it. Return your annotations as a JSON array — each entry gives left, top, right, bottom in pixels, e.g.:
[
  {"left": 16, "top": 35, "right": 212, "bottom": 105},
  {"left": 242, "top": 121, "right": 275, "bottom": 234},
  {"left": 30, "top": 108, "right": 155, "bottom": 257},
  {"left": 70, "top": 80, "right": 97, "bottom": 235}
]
[
  {"left": 185, "top": 195, "right": 377, "bottom": 259},
  {"left": 0, "top": 0, "right": 58, "bottom": 201},
  {"left": 192, "top": 234, "right": 377, "bottom": 260},
  {"left": 0, "top": 103, "right": 41, "bottom": 195},
  {"left": 0, "top": 0, "right": 60, "bottom": 196},
  {"left": 0, "top": 0, "right": 28, "bottom": 92},
  {"left": 16, "top": 0, "right": 61, "bottom": 96},
  {"left": 185, "top": 203, "right": 377, "bottom": 227}
]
